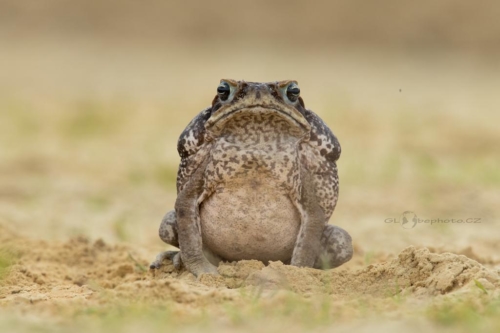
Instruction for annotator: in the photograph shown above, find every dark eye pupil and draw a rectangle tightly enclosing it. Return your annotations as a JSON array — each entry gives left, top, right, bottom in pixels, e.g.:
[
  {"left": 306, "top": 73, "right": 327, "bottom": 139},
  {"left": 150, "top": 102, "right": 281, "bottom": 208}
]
[
  {"left": 217, "top": 86, "right": 229, "bottom": 93},
  {"left": 217, "top": 83, "right": 231, "bottom": 101},
  {"left": 286, "top": 86, "right": 300, "bottom": 101},
  {"left": 217, "top": 83, "right": 229, "bottom": 94}
]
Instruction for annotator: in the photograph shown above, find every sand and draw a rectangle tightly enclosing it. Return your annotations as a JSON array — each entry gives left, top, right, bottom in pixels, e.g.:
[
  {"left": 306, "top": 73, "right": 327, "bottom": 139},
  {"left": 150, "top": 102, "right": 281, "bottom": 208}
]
[{"left": 1, "top": 223, "right": 498, "bottom": 318}]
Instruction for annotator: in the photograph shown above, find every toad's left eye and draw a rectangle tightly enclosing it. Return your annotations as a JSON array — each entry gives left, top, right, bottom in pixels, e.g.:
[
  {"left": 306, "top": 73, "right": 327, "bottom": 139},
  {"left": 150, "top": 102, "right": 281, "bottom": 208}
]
[
  {"left": 217, "top": 82, "right": 231, "bottom": 101},
  {"left": 286, "top": 84, "right": 300, "bottom": 102}
]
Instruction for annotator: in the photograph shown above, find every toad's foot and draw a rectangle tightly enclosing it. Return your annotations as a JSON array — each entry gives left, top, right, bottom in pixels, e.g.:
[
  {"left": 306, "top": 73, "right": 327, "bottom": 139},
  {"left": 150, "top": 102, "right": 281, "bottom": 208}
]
[
  {"left": 181, "top": 254, "right": 219, "bottom": 277},
  {"left": 150, "top": 250, "right": 183, "bottom": 270},
  {"left": 149, "top": 251, "right": 219, "bottom": 277},
  {"left": 314, "top": 224, "right": 353, "bottom": 269}
]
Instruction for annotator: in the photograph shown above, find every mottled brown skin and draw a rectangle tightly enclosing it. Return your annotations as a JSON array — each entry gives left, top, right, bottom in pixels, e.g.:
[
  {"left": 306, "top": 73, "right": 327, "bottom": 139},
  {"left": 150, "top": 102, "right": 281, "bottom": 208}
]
[{"left": 151, "top": 80, "right": 353, "bottom": 277}]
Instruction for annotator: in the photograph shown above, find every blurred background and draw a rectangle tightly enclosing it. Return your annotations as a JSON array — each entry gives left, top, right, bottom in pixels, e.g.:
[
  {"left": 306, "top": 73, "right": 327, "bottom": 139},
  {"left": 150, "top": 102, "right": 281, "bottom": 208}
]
[{"left": 0, "top": 0, "right": 499, "bottom": 265}]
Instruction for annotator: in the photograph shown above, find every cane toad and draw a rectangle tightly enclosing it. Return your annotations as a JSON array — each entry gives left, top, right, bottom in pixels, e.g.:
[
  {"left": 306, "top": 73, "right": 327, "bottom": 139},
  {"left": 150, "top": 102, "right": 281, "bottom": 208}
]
[{"left": 150, "top": 80, "right": 353, "bottom": 277}]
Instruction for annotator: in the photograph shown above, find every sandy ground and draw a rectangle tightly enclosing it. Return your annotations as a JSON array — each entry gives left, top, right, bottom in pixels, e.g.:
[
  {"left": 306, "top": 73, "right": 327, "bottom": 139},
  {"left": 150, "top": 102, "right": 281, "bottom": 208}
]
[{"left": 1, "top": 222, "right": 500, "bottom": 333}]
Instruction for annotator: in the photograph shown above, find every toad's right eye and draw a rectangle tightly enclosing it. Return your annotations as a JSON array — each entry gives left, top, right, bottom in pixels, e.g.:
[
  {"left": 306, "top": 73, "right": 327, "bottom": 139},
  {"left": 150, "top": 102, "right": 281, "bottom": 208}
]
[
  {"left": 217, "top": 82, "right": 231, "bottom": 101},
  {"left": 286, "top": 83, "right": 300, "bottom": 102}
]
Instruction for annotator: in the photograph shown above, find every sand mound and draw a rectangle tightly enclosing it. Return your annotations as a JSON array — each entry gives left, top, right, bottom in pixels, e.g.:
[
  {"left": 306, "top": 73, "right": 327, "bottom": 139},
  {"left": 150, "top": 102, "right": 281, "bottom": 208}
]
[
  {"left": 196, "top": 247, "right": 499, "bottom": 297},
  {"left": 1, "top": 224, "right": 498, "bottom": 313}
]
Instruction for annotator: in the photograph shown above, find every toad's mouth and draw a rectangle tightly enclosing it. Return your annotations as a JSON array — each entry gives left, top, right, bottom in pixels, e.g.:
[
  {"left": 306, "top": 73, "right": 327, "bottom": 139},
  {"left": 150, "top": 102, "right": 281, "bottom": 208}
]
[{"left": 206, "top": 105, "right": 311, "bottom": 133}]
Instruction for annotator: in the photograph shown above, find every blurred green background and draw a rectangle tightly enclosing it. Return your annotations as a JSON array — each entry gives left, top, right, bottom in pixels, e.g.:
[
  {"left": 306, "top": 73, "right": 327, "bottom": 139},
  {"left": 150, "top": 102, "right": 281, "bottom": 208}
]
[{"left": 0, "top": 0, "right": 499, "bottom": 257}]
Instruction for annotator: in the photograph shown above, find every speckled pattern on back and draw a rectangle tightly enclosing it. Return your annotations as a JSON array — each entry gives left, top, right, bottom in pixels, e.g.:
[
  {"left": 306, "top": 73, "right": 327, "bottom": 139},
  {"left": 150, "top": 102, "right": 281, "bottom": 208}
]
[{"left": 153, "top": 80, "right": 352, "bottom": 276}]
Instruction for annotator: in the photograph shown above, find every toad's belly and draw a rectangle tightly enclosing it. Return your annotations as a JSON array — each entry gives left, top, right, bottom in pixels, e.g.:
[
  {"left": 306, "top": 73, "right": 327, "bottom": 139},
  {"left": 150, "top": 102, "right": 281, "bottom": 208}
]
[{"left": 200, "top": 182, "right": 301, "bottom": 262}]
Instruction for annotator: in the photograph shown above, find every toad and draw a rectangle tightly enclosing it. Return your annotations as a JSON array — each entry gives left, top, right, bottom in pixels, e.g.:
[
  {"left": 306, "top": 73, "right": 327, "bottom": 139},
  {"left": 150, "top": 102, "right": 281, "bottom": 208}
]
[{"left": 150, "top": 80, "right": 353, "bottom": 277}]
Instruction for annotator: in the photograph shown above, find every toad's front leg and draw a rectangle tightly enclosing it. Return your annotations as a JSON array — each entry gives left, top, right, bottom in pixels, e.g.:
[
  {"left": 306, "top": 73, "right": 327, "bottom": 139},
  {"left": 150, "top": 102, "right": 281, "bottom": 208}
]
[
  {"left": 290, "top": 170, "right": 327, "bottom": 267},
  {"left": 175, "top": 161, "right": 218, "bottom": 277}
]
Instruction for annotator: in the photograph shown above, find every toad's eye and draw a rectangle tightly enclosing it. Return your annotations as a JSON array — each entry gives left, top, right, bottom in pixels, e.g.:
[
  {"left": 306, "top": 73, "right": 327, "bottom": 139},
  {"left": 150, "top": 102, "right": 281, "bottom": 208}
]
[
  {"left": 286, "top": 84, "right": 300, "bottom": 102},
  {"left": 217, "top": 82, "right": 231, "bottom": 101}
]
